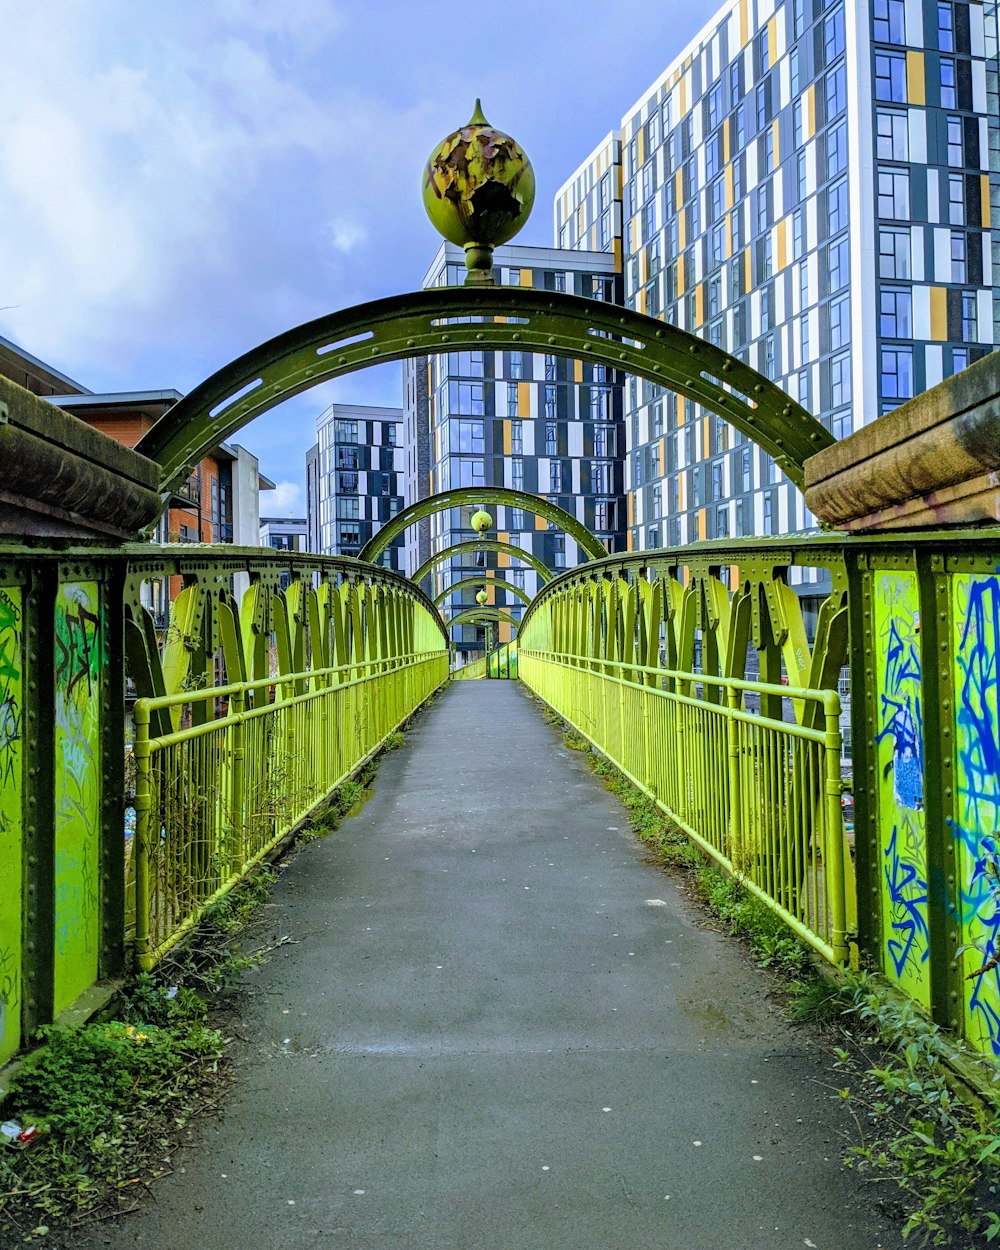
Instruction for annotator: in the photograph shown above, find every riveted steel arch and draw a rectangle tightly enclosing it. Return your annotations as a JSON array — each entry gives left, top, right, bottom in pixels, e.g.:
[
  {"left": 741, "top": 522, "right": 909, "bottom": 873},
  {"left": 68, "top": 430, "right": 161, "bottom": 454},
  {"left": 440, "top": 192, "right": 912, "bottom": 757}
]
[
  {"left": 432, "top": 576, "right": 533, "bottom": 608},
  {"left": 412, "top": 541, "right": 553, "bottom": 587},
  {"left": 359, "top": 487, "right": 606, "bottom": 564},
  {"left": 136, "top": 287, "right": 833, "bottom": 500},
  {"left": 447, "top": 607, "right": 520, "bottom": 632}
]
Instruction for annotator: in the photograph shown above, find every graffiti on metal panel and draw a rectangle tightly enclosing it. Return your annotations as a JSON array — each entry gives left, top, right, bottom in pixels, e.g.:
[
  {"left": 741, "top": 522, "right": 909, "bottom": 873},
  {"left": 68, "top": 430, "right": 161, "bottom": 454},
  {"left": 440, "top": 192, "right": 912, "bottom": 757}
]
[
  {"left": 0, "top": 587, "right": 23, "bottom": 1061},
  {"left": 54, "top": 583, "right": 104, "bottom": 1009},
  {"left": 874, "top": 572, "right": 930, "bottom": 999},
  {"left": 952, "top": 574, "right": 1000, "bottom": 1057}
]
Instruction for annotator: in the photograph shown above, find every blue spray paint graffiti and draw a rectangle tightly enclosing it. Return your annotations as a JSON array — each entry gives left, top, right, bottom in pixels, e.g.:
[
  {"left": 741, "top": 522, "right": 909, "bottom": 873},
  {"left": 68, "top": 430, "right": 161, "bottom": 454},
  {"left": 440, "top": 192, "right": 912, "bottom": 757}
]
[
  {"left": 874, "top": 572, "right": 930, "bottom": 1001},
  {"left": 953, "top": 574, "right": 1000, "bottom": 1057}
]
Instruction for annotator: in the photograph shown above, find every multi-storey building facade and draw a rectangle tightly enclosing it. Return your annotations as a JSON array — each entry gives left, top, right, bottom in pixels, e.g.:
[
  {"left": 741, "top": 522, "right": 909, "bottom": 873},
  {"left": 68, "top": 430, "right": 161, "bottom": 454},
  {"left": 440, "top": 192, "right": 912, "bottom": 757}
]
[
  {"left": 405, "top": 242, "right": 626, "bottom": 658},
  {"left": 309, "top": 402, "right": 405, "bottom": 569},
  {"left": 557, "top": 0, "right": 997, "bottom": 586}
]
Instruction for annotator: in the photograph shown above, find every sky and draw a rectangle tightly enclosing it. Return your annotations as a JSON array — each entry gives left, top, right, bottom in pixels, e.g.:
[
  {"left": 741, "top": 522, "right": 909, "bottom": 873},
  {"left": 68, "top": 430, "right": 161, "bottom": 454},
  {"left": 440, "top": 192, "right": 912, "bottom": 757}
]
[{"left": 0, "top": 0, "right": 722, "bottom": 517}]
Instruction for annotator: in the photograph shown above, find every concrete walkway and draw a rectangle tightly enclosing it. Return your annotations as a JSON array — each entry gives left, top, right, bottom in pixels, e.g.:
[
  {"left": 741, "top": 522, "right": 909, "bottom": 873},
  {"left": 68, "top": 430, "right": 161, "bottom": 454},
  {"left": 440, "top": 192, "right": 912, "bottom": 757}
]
[{"left": 75, "top": 682, "right": 900, "bottom": 1250}]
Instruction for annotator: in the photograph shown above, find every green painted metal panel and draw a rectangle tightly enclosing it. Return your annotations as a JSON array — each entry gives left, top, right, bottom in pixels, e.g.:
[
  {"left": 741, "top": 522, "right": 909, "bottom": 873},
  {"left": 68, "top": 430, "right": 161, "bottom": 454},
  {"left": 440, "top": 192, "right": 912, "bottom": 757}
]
[
  {"left": 873, "top": 570, "right": 930, "bottom": 1006},
  {"left": 0, "top": 586, "right": 23, "bottom": 1062},
  {"left": 53, "top": 581, "right": 106, "bottom": 1015},
  {"left": 951, "top": 572, "right": 1000, "bottom": 1058}
]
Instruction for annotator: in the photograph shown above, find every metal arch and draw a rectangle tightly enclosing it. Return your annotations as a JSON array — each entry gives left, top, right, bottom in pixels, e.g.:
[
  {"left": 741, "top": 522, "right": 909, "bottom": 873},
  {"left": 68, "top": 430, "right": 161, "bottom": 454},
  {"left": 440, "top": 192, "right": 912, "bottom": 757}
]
[
  {"left": 446, "top": 607, "right": 520, "bottom": 632},
  {"left": 432, "top": 576, "right": 533, "bottom": 608},
  {"left": 136, "top": 286, "right": 833, "bottom": 499},
  {"left": 412, "top": 540, "right": 553, "bottom": 586},
  {"left": 359, "top": 487, "right": 606, "bottom": 564}
]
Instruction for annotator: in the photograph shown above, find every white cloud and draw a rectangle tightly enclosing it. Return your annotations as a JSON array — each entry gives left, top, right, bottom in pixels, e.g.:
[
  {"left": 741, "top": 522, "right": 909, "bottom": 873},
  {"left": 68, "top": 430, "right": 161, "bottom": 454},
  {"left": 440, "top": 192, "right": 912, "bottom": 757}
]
[
  {"left": 266, "top": 480, "right": 304, "bottom": 516},
  {"left": 329, "top": 218, "right": 368, "bottom": 254}
]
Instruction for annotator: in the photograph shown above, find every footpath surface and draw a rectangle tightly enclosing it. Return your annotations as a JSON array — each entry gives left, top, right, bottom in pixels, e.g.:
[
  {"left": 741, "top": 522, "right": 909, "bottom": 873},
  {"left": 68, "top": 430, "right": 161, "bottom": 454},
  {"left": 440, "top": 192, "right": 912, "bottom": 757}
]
[{"left": 73, "top": 682, "right": 901, "bottom": 1250}]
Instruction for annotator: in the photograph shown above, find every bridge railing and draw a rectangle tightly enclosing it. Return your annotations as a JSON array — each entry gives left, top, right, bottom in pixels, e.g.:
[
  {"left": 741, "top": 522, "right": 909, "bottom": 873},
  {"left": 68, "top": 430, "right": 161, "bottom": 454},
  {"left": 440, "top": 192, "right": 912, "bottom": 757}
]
[
  {"left": 132, "top": 651, "right": 448, "bottom": 969},
  {"left": 520, "top": 649, "right": 848, "bottom": 965}
]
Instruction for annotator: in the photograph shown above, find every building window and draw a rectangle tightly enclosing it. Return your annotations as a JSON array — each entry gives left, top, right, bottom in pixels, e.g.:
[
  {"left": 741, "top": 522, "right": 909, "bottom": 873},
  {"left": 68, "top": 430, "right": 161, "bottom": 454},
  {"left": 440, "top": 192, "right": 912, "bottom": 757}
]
[
  {"left": 827, "top": 121, "right": 848, "bottom": 173},
  {"left": 798, "top": 368, "right": 811, "bottom": 410},
  {"left": 549, "top": 460, "right": 563, "bottom": 492},
  {"left": 790, "top": 48, "right": 801, "bottom": 96},
  {"left": 758, "top": 27, "right": 770, "bottom": 72},
  {"left": 881, "top": 347, "right": 914, "bottom": 401},
  {"left": 947, "top": 116, "right": 964, "bottom": 166},
  {"left": 760, "top": 285, "right": 772, "bottom": 332},
  {"left": 544, "top": 421, "right": 557, "bottom": 454},
  {"left": 448, "top": 381, "right": 485, "bottom": 415},
  {"left": 826, "top": 64, "right": 846, "bottom": 119},
  {"left": 951, "top": 231, "right": 966, "bottom": 282},
  {"left": 874, "top": 0, "right": 905, "bottom": 43},
  {"left": 829, "top": 294, "right": 850, "bottom": 349},
  {"left": 591, "top": 461, "right": 613, "bottom": 493},
  {"left": 878, "top": 227, "right": 911, "bottom": 278},
  {"left": 652, "top": 484, "right": 663, "bottom": 519},
  {"left": 831, "top": 350, "right": 851, "bottom": 407},
  {"left": 452, "top": 419, "right": 485, "bottom": 454},
  {"left": 544, "top": 353, "right": 557, "bottom": 380},
  {"left": 961, "top": 291, "right": 978, "bottom": 340},
  {"left": 755, "top": 83, "right": 767, "bottom": 130},
  {"left": 715, "top": 506, "right": 730, "bottom": 538},
  {"left": 880, "top": 287, "right": 912, "bottom": 337},
  {"left": 509, "top": 351, "right": 523, "bottom": 379},
  {"left": 876, "top": 108, "right": 909, "bottom": 161},
  {"left": 793, "top": 0, "right": 805, "bottom": 36},
  {"left": 507, "top": 385, "right": 518, "bottom": 418},
  {"left": 940, "top": 57, "right": 957, "bottom": 108},
  {"left": 824, "top": 8, "right": 845, "bottom": 59},
  {"left": 792, "top": 208, "right": 805, "bottom": 259},
  {"left": 877, "top": 168, "right": 910, "bottom": 219},
  {"left": 764, "top": 335, "right": 776, "bottom": 379},
  {"left": 762, "top": 491, "right": 775, "bottom": 535},
  {"left": 827, "top": 177, "right": 849, "bottom": 233},
  {"left": 335, "top": 419, "right": 359, "bottom": 443},
  {"left": 874, "top": 52, "right": 907, "bottom": 101},
  {"left": 938, "top": 1, "right": 955, "bottom": 51},
  {"left": 456, "top": 458, "right": 485, "bottom": 487},
  {"left": 544, "top": 384, "right": 557, "bottom": 420},
  {"left": 948, "top": 173, "right": 965, "bottom": 224},
  {"left": 511, "top": 457, "right": 524, "bottom": 490},
  {"left": 510, "top": 420, "right": 522, "bottom": 453},
  {"left": 952, "top": 346, "right": 969, "bottom": 374},
  {"left": 762, "top": 129, "right": 775, "bottom": 174},
  {"left": 828, "top": 237, "right": 850, "bottom": 290}
]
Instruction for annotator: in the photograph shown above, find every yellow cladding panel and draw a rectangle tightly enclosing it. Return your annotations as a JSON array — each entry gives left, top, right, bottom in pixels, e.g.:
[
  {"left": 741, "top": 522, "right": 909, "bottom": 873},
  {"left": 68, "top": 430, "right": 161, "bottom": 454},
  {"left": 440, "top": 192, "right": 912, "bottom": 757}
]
[
  {"left": 660, "top": 436, "right": 666, "bottom": 469},
  {"left": 498, "top": 550, "right": 510, "bottom": 567},
  {"left": 535, "top": 514, "right": 547, "bottom": 531},
  {"left": 638, "top": 286, "right": 647, "bottom": 315},
  {"left": 574, "top": 359, "right": 583, "bottom": 383},
  {"left": 930, "top": 286, "right": 948, "bottom": 340},
  {"left": 678, "top": 474, "right": 685, "bottom": 509},
  {"left": 677, "top": 257, "right": 686, "bottom": 297},
  {"left": 626, "top": 530, "right": 634, "bottom": 551},
  {"left": 725, "top": 165, "right": 734, "bottom": 210},
  {"left": 680, "top": 76, "right": 687, "bottom": 113},
  {"left": 678, "top": 397, "right": 686, "bottom": 425},
  {"left": 907, "top": 51, "right": 925, "bottom": 105},
  {"left": 500, "top": 622, "right": 512, "bottom": 643},
  {"left": 613, "top": 238, "right": 622, "bottom": 269},
  {"left": 744, "top": 247, "right": 752, "bottom": 288},
  {"left": 698, "top": 509, "right": 707, "bottom": 540},
  {"left": 503, "top": 420, "right": 512, "bottom": 455},
  {"left": 723, "top": 124, "right": 730, "bottom": 165},
  {"left": 777, "top": 218, "right": 787, "bottom": 270},
  {"left": 487, "top": 582, "right": 495, "bottom": 605},
  {"left": 771, "top": 119, "right": 780, "bottom": 166},
  {"left": 638, "top": 128, "right": 646, "bottom": 164},
  {"left": 739, "top": 0, "right": 748, "bottom": 45},
  {"left": 520, "top": 269, "right": 532, "bottom": 287},
  {"left": 679, "top": 209, "right": 686, "bottom": 250},
  {"left": 518, "top": 382, "right": 531, "bottom": 413},
  {"left": 675, "top": 169, "right": 683, "bottom": 204},
  {"left": 497, "top": 533, "right": 509, "bottom": 546},
  {"left": 694, "top": 283, "right": 704, "bottom": 326},
  {"left": 730, "top": 564, "right": 740, "bottom": 591},
  {"left": 982, "top": 176, "right": 992, "bottom": 227},
  {"left": 806, "top": 84, "right": 816, "bottom": 139},
  {"left": 628, "top": 494, "right": 635, "bottom": 526},
  {"left": 702, "top": 418, "right": 710, "bottom": 459},
  {"left": 768, "top": 15, "right": 778, "bottom": 60},
  {"left": 590, "top": 224, "right": 597, "bottom": 248}
]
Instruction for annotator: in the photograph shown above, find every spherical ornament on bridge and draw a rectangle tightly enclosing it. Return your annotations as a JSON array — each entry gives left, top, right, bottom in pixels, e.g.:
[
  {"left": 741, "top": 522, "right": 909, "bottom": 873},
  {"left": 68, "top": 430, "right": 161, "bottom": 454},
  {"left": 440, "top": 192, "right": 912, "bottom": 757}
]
[
  {"left": 470, "top": 509, "right": 493, "bottom": 535},
  {"left": 422, "top": 100, "right": 535, "bottom": 284},
  {"left": 476, "top": 589, "right": 488, "bottom": 605}
]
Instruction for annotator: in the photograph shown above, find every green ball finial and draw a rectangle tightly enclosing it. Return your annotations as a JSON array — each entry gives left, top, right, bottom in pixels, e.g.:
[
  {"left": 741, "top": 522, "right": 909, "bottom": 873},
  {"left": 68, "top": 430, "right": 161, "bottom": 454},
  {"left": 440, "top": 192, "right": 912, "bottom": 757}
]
[
  {"left": 476, "top": 588, "right": 488, "bottom": 605},
  {"left": 470, "top": 509, "right": 493, "bottom": 534},
  {"left": 422, "top": 100, "right": 535, "bottom": 286}
]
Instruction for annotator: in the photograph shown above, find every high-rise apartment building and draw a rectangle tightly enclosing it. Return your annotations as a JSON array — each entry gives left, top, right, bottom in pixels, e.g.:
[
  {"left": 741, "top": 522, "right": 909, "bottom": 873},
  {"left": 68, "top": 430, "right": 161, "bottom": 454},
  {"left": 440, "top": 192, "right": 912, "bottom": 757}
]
[
  {"left": 404, "top": 241, "right": 626, "bottom": 658},
  {"left": 557, "top": 0, "right": 997, "bottom": 581},
  {"left": 308, "top": 402, "right": 405, "bottom": 569}
]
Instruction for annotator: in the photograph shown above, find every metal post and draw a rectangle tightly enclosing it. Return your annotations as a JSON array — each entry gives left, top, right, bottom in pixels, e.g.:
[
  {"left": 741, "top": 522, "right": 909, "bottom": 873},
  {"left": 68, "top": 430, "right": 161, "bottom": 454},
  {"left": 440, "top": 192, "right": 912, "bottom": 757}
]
[
  {"left": 824, "top": 695, "right": 849, "bottom": 967},
  {"left": 133, "top": 699, "right": 153, "bottom": 972}
]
